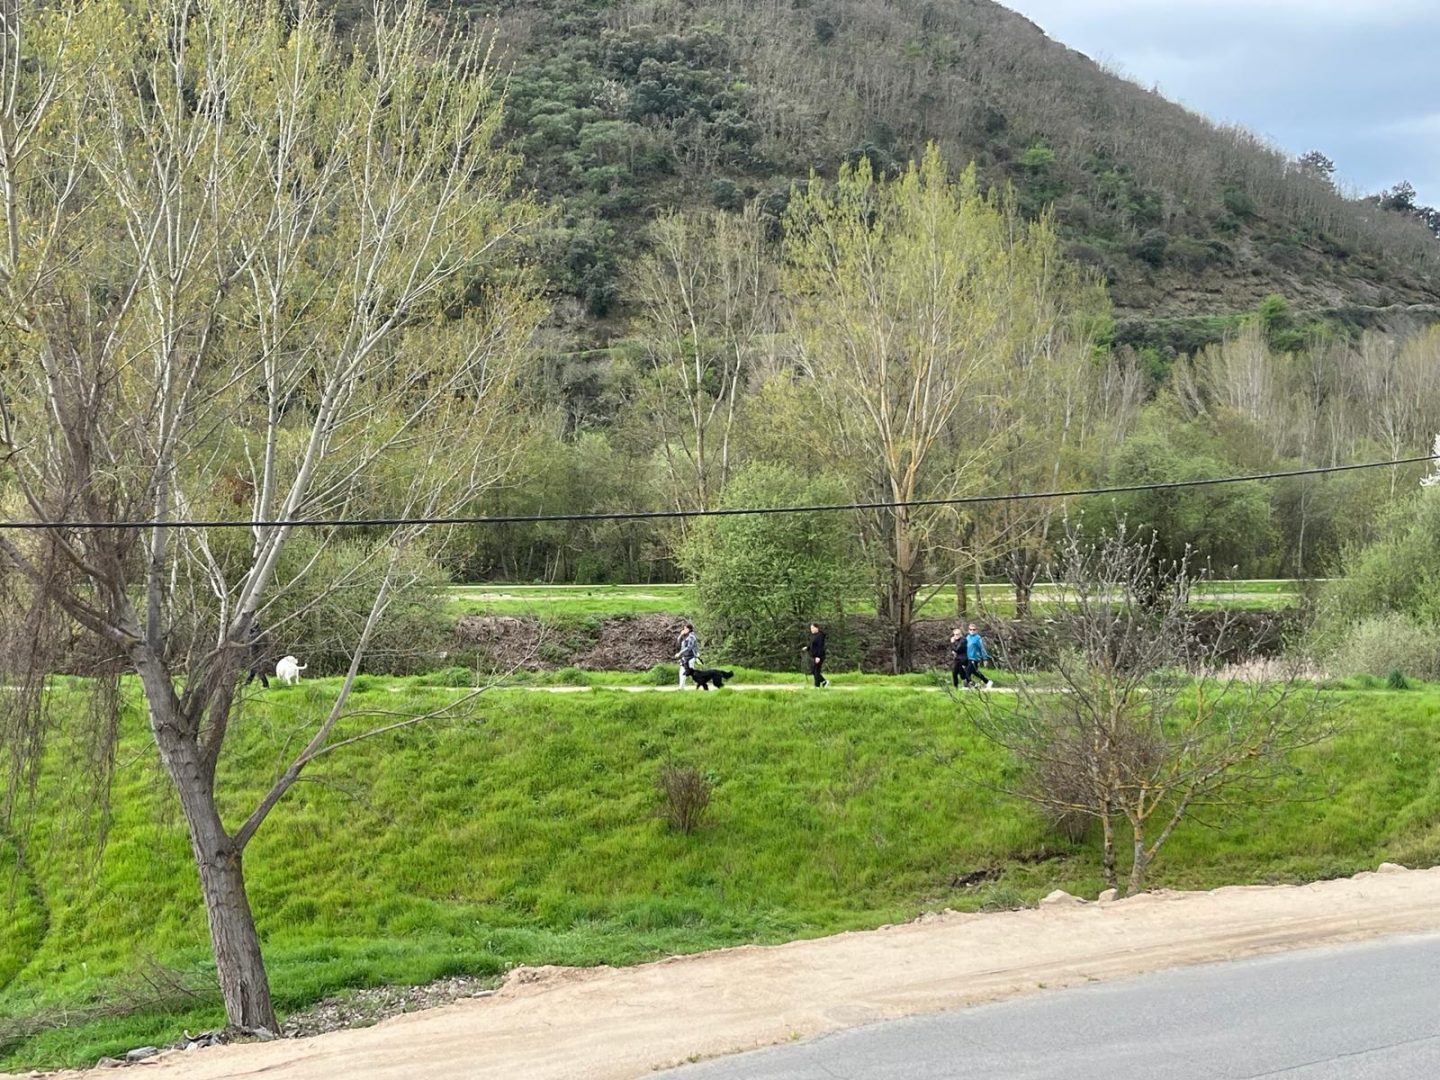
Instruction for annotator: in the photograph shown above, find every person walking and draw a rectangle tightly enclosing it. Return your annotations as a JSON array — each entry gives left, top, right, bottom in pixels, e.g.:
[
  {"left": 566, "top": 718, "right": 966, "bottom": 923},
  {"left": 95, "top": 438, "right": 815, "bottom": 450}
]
[
  {"left": 949, "top": 627, "right": 968, "bottom": 689},
  {"left": 963, "top": 623, "right": 994, "bottom": 689},
  {"left": 803, "top": 622, "right": 829, "bottom": 687},
  {"left": 676, "top": 622, "right": 699, "bottom": 690}
]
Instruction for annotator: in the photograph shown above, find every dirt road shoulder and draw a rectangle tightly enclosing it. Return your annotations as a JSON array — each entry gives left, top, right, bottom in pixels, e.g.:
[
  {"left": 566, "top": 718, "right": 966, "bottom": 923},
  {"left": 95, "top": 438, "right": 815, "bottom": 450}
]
[{"left": 16, "top": 865, "right": 1440, "bottom": 1080}]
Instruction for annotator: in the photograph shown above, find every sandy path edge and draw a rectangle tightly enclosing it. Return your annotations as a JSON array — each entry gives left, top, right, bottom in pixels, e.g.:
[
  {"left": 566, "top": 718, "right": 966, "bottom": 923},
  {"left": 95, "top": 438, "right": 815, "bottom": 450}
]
[{"left": 13, "top": 865, "right": 1440, "bottom": 1080}]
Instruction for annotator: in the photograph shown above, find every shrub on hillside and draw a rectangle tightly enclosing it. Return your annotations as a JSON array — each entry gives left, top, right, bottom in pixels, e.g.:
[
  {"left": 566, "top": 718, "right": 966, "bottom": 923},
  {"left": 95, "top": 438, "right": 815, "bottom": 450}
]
[
  {"left": 1311, "top": 486, "right": 1440, "bottom": 663},
  {"left": 1327, "top": 613, "right": 1440, "bottom": 681},
  {"left": 658, "top": 763, "right": 713, "bottom": 834}
]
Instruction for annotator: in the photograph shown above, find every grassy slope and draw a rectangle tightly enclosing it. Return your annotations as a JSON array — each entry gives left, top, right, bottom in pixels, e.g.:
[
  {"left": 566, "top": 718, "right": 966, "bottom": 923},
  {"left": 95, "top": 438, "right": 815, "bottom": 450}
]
[{"left": 3, "top": 679, "right": 1439, "bottom": 1068}]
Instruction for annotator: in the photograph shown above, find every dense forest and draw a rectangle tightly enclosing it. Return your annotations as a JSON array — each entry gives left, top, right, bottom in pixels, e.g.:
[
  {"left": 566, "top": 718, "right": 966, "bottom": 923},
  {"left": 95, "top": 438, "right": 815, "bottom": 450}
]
[
  {"left": 442, "top": 0, "right": 1440, "bottom": 329},
  {"left": 291, "top": 0, "right": 1440, "bottom": 599}
]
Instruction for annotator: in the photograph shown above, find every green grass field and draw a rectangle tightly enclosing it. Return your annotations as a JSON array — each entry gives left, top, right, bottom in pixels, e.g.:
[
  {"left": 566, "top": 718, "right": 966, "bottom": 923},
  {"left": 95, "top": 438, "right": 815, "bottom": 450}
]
[
  {"left": 448, "top": 580, "right": 1307, "bottom": 621},
  {"left": 2, "top": 675, "right": 1435, "bottom": 1070}
]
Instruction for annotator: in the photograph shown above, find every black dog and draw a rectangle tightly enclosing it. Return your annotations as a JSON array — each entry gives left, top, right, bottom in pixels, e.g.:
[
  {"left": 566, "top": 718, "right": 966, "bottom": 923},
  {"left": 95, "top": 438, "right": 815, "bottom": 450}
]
[{"left": 689, "top": 666, "right": 734, "bottom": 691}]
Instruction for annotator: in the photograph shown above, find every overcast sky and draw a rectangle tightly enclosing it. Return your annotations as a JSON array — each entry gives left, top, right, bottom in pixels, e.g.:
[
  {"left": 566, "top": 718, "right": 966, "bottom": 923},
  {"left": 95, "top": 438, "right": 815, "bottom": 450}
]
[{"left": 1001, "top": 1, "right": 1439, "bottom": 206}]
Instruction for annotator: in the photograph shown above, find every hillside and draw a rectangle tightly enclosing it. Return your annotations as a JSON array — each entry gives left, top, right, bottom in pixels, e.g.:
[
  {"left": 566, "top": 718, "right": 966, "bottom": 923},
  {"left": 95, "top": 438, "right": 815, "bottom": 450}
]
[
  {"left": 441, "top": 0, "right": 1440, "bottom": 343},
  {"left": 2, "top": 680, "right": 1440, "bottom": 1068}
]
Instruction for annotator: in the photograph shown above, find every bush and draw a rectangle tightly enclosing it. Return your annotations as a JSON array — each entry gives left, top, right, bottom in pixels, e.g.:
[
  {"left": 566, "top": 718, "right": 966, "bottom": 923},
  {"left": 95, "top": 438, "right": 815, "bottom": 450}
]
[
  {"left": 1313, "top": 487, "right": 1440, "bottom": 659},
  {"left": 1387, "top": 669, "right": 1411, "bottom": 691},
  {"left": 658, "top": 763, "right": 713, "bottom": 834},
  {"left": 1132, "top": 229, "right": 1169, "bottom": 267},
  {"left": 680, "top": 463, "right": 862, "bottom": 667},
  {"left": 1328, "top": 613, "right": 1440, "bottom": 681},
  {"left": 1222, "top": 185, "right": 1256, "bottom": 219},
  {"left": 1017, "top": 144, "right": 1056, "bottom": 171}
]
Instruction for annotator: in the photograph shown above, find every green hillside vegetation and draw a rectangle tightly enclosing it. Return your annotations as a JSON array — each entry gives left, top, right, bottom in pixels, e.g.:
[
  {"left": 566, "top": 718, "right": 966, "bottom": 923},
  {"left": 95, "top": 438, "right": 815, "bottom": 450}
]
[
  {"left": 440, "top": 0, "right": 1440, "bottom": 337},
  {"left": 416, "top": 1, "right": 1440, "bottom": 594},
  {"left": 3, "top": 680, "right": 1440, "bottom": 1068}
]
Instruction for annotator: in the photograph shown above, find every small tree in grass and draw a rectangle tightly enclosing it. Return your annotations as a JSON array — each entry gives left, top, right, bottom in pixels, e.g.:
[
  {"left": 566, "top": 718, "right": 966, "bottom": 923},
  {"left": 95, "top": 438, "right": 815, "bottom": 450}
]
[
  {"left": 679, "top": 463, "right": 860, "bottom": 668},
  {"left": 966, "top": 528, "right": 1334, "bottom": 895}
]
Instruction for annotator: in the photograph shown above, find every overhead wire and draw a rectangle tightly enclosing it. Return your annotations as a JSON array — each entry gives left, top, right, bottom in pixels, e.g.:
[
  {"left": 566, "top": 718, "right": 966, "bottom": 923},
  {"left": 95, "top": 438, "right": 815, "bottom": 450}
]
[{"left": 1, "top": 453, "right": 1435, "bottom": 532}]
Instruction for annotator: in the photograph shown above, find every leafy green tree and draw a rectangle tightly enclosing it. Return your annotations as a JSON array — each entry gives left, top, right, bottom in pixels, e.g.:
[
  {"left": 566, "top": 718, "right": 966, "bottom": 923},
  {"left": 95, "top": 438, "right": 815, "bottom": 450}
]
[
  {"left": 1319, "top": 485, "right": 1440, "bottom": 629},
  {"left": 0, "top": 0, "right": 542, "bottom": 1031},
  {"left": 680, "top": 465, "right": 861, "bottom": 668},
  {"left": 627, "top": 202, "right": 778, "bottom": 511},
  {"left": 1092, "top": 408, "right": 1277, "bottom": 579},
  {"left": 1295, "top": 150, "right": 1337, "bottom": 184},
  {"left": 782, "top": 146, "right": 1102, "bottom": 669}
]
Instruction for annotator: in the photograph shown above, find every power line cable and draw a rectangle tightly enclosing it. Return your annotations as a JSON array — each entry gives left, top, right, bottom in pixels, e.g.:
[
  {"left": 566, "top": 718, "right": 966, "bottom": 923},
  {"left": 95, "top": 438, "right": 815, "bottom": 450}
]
[{"left": 0, "top": 453, "right": 1435, "bottom": 532}]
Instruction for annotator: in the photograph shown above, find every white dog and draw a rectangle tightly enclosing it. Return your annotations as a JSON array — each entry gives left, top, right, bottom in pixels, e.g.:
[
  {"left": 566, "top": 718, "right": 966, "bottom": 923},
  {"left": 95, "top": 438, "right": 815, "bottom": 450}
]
[{"left": 274, "top": 655, "right": 307, "bottom": 686}]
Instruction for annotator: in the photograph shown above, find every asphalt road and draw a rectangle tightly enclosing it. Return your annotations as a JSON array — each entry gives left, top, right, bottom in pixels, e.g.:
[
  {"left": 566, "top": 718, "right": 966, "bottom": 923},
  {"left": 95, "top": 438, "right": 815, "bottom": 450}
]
[{"left": 657, "top": 932, "right": 1440, "bottom": 1080}]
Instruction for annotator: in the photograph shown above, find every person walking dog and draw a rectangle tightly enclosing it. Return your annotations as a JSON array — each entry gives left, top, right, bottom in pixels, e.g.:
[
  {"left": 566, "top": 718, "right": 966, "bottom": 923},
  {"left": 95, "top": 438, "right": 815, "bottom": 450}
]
[{"left": 676, "top": 622, "right": 700, "bottom": 690}]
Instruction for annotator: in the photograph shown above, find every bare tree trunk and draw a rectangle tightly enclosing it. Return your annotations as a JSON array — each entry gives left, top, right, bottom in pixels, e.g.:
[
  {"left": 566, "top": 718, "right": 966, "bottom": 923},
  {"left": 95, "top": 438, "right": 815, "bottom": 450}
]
[
  {"left": 141, "top": 659, "right": 277, "bottom": 1032},
  {"left": 955, "top": 562, "right": 968, "bottom": 617},
  {"left": 892, "top": 582, "right": 915, "bottom": 674},
  {"left": 1008, "top": 549, "right": 1037, "bottom": 618},
  {"left": 1127, "top": 822, "right": 1149, "bottom": 896},
  {"left": 891, "top": 508, "right": 917, "bottom": 673},
  {"left": 193, "top": 835, "right": 276, "bottom": 1030},
  {"left": 1100, "top": 805, "right": 1117, "bottom": 890}
]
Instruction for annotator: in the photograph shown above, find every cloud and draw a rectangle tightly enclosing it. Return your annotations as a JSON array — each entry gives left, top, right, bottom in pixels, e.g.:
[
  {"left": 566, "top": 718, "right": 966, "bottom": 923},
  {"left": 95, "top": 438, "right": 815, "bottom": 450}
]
[
  {"left": 1002, "top": 2, "right": 1440, "bottom": 203},
  {"left": 1008, "top": 0, "right": 1432, "bottom": 27}
]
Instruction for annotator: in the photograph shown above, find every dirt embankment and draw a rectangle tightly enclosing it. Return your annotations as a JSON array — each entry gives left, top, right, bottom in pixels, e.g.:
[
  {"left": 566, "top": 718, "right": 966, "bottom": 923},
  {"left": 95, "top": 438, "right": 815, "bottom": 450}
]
[
  {"left": 20, "top": 865, "right": 1440, "bottom": 1080},
  {"left": 454, "top": 611, "right": 1297, "bottom": 674}
]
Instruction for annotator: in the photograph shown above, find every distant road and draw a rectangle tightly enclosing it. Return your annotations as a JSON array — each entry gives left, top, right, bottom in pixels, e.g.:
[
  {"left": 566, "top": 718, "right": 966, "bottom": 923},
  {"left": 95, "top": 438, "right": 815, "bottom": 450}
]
[{"left": 658, "top": 933, "right": 1440, "bottom": 1080}]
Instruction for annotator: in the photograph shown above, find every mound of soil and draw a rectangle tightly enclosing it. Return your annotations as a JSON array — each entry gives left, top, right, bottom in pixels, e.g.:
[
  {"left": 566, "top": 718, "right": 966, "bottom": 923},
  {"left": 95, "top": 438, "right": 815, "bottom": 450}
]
[{"left": 454, "top": 613, "right": 684, "bottom": 672}]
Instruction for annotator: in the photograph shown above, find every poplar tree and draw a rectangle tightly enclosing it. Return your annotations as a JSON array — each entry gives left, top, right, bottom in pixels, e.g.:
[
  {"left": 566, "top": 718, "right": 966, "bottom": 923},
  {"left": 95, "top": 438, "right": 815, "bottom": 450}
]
[
  {"left": 0, "top": 0, "right": 543, "bottom": 1030},
  {"left": 782, "top": 145, "right": 1099, "bottom": 668}
]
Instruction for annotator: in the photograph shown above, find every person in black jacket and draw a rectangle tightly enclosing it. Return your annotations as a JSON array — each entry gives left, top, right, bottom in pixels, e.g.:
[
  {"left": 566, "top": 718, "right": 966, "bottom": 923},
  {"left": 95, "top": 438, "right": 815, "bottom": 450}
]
[
  {"left": 949, "top": 627, "right": 967, "bottom": 688},
  {"left": 803, "top": 622, "right": 829, "bottom": 687}
]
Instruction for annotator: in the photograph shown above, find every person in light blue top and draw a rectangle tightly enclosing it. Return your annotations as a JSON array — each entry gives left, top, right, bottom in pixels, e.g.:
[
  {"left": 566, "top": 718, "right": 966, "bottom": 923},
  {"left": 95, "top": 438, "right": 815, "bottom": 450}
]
[{"left": 963, "top": 623, "right": 993, "bottom": 689}]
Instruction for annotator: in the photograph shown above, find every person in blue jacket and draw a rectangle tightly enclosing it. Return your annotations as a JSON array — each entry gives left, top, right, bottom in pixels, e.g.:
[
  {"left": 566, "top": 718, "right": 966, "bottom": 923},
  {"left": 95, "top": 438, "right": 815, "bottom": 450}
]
[{"left": 963, "top": 623, "right": 994, "bottom": 689}]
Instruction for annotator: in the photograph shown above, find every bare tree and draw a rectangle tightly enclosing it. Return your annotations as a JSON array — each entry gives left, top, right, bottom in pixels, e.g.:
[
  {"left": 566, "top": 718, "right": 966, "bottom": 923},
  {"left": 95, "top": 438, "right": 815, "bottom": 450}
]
[
  {"left": 966, "top": 529, "right": 1334, "bottom": 895},
  {"left": 783, "top": 149, "right": 1094, "bottom": 669},
  {"left": 627, "top": 202, "right": 778, "bottom": 511},
  {"left": 0, "top": 0, "right": 542, "bottom": 1031}
]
